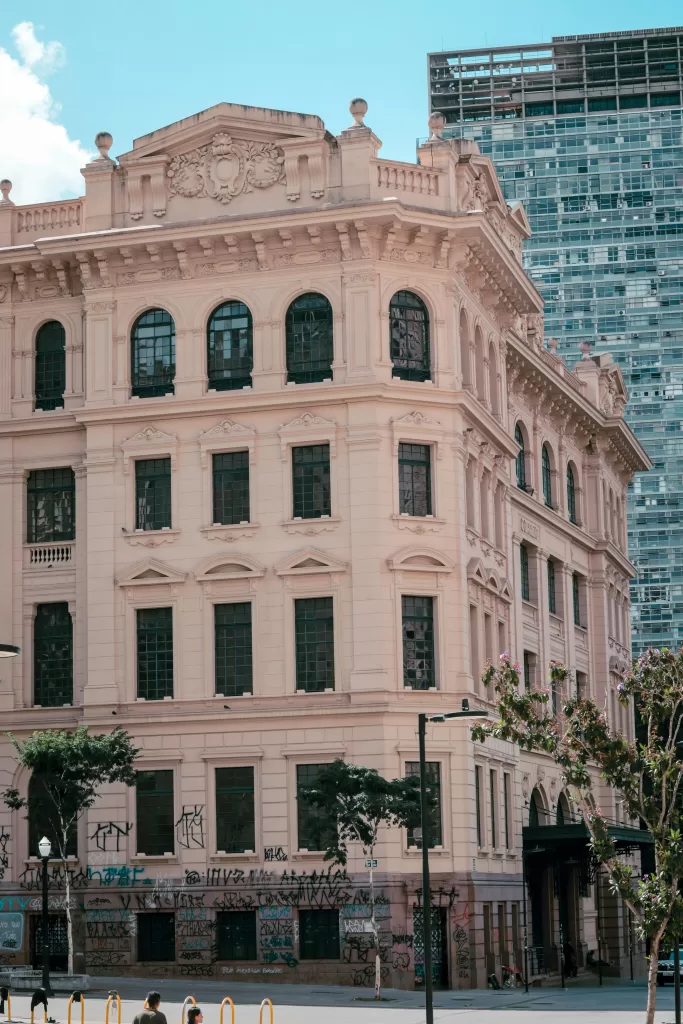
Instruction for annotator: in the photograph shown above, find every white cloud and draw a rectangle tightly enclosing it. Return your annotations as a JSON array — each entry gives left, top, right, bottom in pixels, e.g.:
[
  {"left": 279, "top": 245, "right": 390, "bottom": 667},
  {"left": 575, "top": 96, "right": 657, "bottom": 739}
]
[{"left": 0, "top": 22, "right": 91, "bottom": 205}]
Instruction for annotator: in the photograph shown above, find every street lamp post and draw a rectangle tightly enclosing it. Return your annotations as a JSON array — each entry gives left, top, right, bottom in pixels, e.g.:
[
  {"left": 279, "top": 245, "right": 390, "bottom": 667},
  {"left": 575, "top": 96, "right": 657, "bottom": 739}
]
[
  {"left": 0, "top": 646, "right": 20, "bottom": 658},
  {"left": 38, "top": 837, "right": 53, "bottom": 996},
  {"left": 418, "top": 700, "right": 488, "bottom": 1024}
]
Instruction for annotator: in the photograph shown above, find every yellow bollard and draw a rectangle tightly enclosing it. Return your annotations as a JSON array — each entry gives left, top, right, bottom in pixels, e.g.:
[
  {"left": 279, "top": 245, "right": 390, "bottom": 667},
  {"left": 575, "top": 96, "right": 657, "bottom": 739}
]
[
  {"left": 1, "top": 989, "right": 10, "bottom": 1023},
  {"left": 219, "top": 997, "right": 235, "bottom": 1024},
  {"left": 30, "top": 1007, "right": 47, "bottom": 1024},
  {"left": 67, "top": 992, "right": 85, "bottom": 1024},
  {"left": 259, "top": 998, "right": 273, "bottom": 1024},
  {"left": 105, "top": 992, "right": 122, "bottom": 1024},
  {"left": 180, "top": 995, "right": 196, "bottom": 1024}
]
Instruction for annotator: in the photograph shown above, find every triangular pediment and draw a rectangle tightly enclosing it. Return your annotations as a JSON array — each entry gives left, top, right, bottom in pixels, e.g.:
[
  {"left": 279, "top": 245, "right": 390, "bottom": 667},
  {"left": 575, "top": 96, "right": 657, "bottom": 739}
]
[
  {"left": 116, "top": 558, "right": 186, "bottom": 587},
  {"left": 275, "top": 547, "right": 348, "bottom": 576},
  {"left": 509, "top": 201, "right": 532, "bottom": 239}
]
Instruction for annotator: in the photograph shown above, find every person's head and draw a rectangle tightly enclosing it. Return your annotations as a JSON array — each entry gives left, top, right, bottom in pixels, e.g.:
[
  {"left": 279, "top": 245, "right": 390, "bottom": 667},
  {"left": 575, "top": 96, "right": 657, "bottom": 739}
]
[
  {"left": 188, "top": 1009, "right": 203, "bottom": 1024},
  {"left": 146, "top": 993, "right": 161, "bottom": 1011}
]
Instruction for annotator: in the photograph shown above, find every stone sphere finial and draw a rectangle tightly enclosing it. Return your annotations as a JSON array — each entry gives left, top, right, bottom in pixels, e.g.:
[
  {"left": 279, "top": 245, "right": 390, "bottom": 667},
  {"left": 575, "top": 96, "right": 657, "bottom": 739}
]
[
  {"left": 94, "top": 132, "right": 113, "bottom": 161},
  {"left": 349, "top": 98, "right": 368, "bottom": 128},
  {"left": 428, "top": 111, "right": 446, "bottom": 141},
  {"left": 579, "top": 339, "right": 593, "bottom": 361},
  {"left": 0, "top": 179, "right": 12, "bottom": 203},
  {"left": 547, "top": 337, "right": 558, "bottom": 355}
]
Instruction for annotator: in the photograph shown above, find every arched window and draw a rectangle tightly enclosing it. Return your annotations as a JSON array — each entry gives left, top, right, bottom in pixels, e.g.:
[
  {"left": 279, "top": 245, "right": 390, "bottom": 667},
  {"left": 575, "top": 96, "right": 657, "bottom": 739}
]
[
  {"left": 515, "top": 423, "right": 527, "bottom": 490},
  {"left": 459, "top": 309, "right": 471, "bottom": 388},
  {"left": 567, "top": 464, "right": 577, "bottom": 524},
  {"left": 131, "top": 309, "right": 176, "bottom": 398},
  {"left": 207, "top": 301, "right": 253, "bottom": 391},
  {"left": 474, "top": 325, "right": 486, "bottom": 402},
  {"left": 389, "top": 291, "right": 430, "bottom": 381},
  {"left": 285, "top": 293, "right": 333, "bottom": 384},
  {"left": 529, "top": 788, "right": 545, "bottom": 827},
  {"left": 28, "top": 772, "right": 77, "bottom": 859},
  {"left": 488, "top": 341, "right": 500, "bottom": 416},
  {"left": 542, "top": 444, "right": 553, "bottom": 507},
  {"left": 35, "top": 321, "right": 66, "bottom": 411}
]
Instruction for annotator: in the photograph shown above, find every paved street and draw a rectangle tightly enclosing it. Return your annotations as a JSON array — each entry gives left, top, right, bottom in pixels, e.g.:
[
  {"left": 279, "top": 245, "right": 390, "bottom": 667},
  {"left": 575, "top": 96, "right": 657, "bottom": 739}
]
[{"left": 3, "top": 977, "right": 683, "bottom": 1024}]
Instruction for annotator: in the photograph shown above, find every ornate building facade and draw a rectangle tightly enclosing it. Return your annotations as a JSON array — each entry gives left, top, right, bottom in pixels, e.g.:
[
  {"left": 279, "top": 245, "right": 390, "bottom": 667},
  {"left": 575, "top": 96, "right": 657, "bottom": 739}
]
[{"left": 0, "top": 99, "right": 649, "bottom": 987}]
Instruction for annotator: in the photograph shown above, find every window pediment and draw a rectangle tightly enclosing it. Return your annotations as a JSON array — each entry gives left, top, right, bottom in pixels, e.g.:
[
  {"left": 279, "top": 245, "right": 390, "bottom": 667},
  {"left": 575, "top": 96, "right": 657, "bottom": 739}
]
[
  {"left": 194, "top": 554, "right": 266, "bottom": 582},
  {"left": 388, "top": 546, "right": 453, "bottom": 573},
  {"left": 275, "top": 547, "right": 347, "bottom": 577},
  {"left": 116, "top": 558, "right": 186, "bottom": 587},
  {"left": 121, "top": 426, "right": 178, "bottom": 474}
]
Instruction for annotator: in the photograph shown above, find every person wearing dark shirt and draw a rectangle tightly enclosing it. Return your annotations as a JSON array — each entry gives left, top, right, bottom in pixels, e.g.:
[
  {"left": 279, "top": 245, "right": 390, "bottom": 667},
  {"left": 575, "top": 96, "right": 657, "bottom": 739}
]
[
  {"left": 133, "top": 993, "right": 167, "bottom": 1024},
  {"left": 188, "top": 1010, "right": 203, "bottom": 1024}
]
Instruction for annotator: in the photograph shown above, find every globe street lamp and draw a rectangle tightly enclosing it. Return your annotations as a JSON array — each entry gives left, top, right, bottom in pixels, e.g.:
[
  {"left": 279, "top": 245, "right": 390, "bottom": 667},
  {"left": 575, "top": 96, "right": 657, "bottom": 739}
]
[
  {"left": 0, "top": 646, "right": 20, "bottom": 658},
  {"left": 38, "top": 837, "right": 53, "bottom": 996}
]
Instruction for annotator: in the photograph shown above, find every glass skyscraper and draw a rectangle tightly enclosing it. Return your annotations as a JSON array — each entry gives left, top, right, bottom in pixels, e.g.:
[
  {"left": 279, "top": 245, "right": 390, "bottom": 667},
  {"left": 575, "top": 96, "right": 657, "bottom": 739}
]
[{"left": 429, "top": 28, "right": 683, "bottom": 655}]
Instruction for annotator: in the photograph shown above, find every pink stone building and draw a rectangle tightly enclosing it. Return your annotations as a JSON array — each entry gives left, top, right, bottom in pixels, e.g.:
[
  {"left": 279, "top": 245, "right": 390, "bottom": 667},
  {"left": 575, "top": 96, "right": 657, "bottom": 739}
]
[{"left": 0, "top": 99, "right": 650, "bottom": 987}]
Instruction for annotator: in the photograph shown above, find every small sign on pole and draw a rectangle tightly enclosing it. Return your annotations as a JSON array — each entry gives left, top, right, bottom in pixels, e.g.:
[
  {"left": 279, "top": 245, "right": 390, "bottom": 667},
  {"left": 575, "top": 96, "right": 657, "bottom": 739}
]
[{"left": 364, "top": 858, "right": 378, "bottom": 869}]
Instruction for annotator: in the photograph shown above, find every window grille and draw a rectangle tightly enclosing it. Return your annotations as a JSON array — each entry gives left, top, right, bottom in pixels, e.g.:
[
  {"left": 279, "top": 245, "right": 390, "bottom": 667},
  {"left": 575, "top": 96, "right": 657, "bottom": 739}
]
[
  {"left": 215, "top": 766, "right": 255, "bottom": 854},
  {"left": 131, "top": 308, "right": 175, "bottom": 398},
  {"left": 406, "top": 761, "right": 442, "bottom": 847},
  {"left": 27, "top": 468, "right": 75, "bottom": 543},
  {"left": 390, "top": 290, "right": 430, "bottom": 381},
  {"left": 216, "top": 911, "right": 257, "bottom": 960},
  {"left": 212, "top": 451, "right": 250, "bottom": 525},
  {"left": 542, "top": 445, "right": 553, "bottom": 507},
  {"left": 296, "top": 764, "right": 336, "bottom": 851},
  {"left": 135, "top": 458, "right": 171, "bottom": 531},
  {"left": 136, "top": 607, "right": 173, "bottom": 700},
  {"left": 567, "top": 464, "right": 577, "bottom": 523},
  {"left": 137, "top": 912, "right": 175, "bottom": 961},
  {"left": 295, "top": 597, "right": 334, "bottom": 692},
  {"left": 292, "top": 445, "right": 330, "bottom": 519},
  {"left": 547, "top": 559, "right": 556, "bottom": 614},
  {"left": 520, "top": 545, "right": 530, "bottom": 601},
  {"left": 299, "top": 910, "right": 340, "bottom": 960},
  {"left": 207, "top": 301, "right": 253, "bottom": 390},
  {"left": 515, "top": 424, "right": 526, "bottom": 489},
  {"left": 402, "top": 595, "right": 435, "bottom": 689},
  {"left": 136, "top": 770, "right": 174, "bottom": 855},
  {"left": 34, "top": 603, "right": 72, "bottom": 707},
  {"left": 28, "top": 774, "right": 77, "bottom": 858},
  {"left": 35, "top": 321, "right": 66, "bottom": 411},
  {"left": 285, "top": 293, "right": 333, "bottom": 383},
  {"left": 398, "top": 443, "right": 432, "bottom": 516},
  {"left": 215, "top": 603, "right": 253, "bottom": 696}
]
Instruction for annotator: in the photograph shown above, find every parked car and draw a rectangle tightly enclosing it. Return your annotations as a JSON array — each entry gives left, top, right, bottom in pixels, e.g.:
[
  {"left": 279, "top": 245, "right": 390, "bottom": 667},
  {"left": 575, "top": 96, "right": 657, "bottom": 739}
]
[{"left": 657, "top": 949, "right": 683, "bottom": 985}]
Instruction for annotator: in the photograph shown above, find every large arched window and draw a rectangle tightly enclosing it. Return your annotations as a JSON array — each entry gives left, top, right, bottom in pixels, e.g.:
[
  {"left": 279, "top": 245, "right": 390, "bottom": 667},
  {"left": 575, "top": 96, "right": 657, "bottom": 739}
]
[
  {"left": 207, "top": 301, "right": 253, "bottom": 391},
  {"left": 285, "top": 293, "right": 333, "bottom": 384},
  {"left": 389, "top": 291, "right": 430, "bottom": 381},
  {"left": 131, "top": 309, "right": 176, "bottom": 398},
  {"left": 515, "top": 423, "right": 527, "bottom": 490},
  {"left": 35, "top": 321, "right": 66, "bottom": 411},
  {"left": 567, "top": 463, "right": 577, "bottom": 524},
  {"left": 542, "top": 444, "right": 553, "bottom": 507}
]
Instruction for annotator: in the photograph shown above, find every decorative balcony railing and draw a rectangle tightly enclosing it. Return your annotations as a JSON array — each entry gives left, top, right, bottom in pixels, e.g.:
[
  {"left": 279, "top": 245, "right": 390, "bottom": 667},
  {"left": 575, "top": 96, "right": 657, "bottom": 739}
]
[
  {"left": 13, "top": 200, "right": 84, "bottom": 241},
  {"left": 375, "top": 161, "right": 441, "bottom": 196},
  {"left": 24, "top": 542, "right": 75, "bottom": 569}
]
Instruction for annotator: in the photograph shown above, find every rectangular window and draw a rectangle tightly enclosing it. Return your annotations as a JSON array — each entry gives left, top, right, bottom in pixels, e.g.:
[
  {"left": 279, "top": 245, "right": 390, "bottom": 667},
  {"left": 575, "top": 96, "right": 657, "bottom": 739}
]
[
  {"left": 406, "top": 761, "right": 442, "bottom": 848},
  {"left": 294, "top": 597, "right": 334, "bottom": 692},
  {"left": 135, "top": 458, "right": 171, "bottom": 531},
  {"left": 576, "top": 671, "right": 588, "bottom": 699},
  {"left": 547, "top": 559, "right": 556, "bottom": 615},
  {"left": 215, "top": 603, "right": 253, "bottom": 696},
  {"left": 215, "top": 767, "right": 255, "bottom": 854},
  {"left": 212, "top": 451, "right": 250, "bottom": 525},
  {"left": 27, "top": 468, "right": 75, "bottom": 543},
  {"left": 520, "top": 545, "right": 530, "bottom": 601},
  {"left": 484, "top": 612, "right": 494, "bottom": 666},
  {"left": 299, "top": 909, "right": 340, "bottom": 960},
  {"left": 296, "top": 764, "right": 335, "bottom": 851},
  {"left": 136, "top": 769, "right": 174, "bottom": 855},
  {"left": 216, "top": 911, "right": 257, "bottom": 960},
  {"left": 398, "top": 443, "right": 432, "bottom": 516},
  {"left": 572, "top": 573, "right": 582, "bottom": 626},
  {"left": 523, "top": 651, "right": 532, "bottom": 692},
  {"left": 469, "top": 604, "right": 479, "bottom": 684},
  {"left": 137, "top": 912, "right": 175, "bottom": 961},
  {"left": 490, "top": 769, "right": 497, "bottom": 849},
  {"left": 292, "top": 444, "right": 330, "bottom": 519},
  {"left": 498, "top": 620, "right": 506, "bottom": 657},
  {"left": 402, "top": 595, "right": 435, "bottom": 690},
  {"left": 33, "top": 602, "right": 72, "bottom": 707},
  {"left": 503, "top": 772, "right": 511, "bottom": 849},
  {"left": 136, "top": 607, "right": 173, "bottom": 700},
  {"left": 475, "top": 765, "right": 483, "bottom": 847}
]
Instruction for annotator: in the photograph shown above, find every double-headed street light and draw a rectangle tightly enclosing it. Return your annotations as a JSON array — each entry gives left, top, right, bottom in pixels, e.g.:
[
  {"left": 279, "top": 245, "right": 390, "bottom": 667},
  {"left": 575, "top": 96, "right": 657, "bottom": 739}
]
[
  {"left": 419, "top": 699, "right": 488, "bottom": 1024},
  {"left": 38, "top": 836, "right": 53, "bottom": 996}
]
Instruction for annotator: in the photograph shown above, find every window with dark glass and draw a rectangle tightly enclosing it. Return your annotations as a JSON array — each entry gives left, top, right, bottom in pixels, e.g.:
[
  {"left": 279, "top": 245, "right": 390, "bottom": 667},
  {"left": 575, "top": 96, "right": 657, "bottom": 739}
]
[
  {"left": 406, "top": 761, "right": 442, "bottom": 847},
  {"left": 296, "top": 763, "right": 336, "bottom": 851},
  {"left": 292, "top": 444, "right": 330, "bottom": 519},
  {"left": 523, "top": 651, "right": 532, "bottom": 692},
  {"left": 573, "top": 573, "right": 582, "bottom": 627},
  {"left": 207, "top": 301, "right": 253, "bottom": 390},
  {"left": 295, "top": 597, "right": 334, "bottom": 692},
  {"left": 131, "top": 308, "right": 175, "bottom": 398},
  {"left": 520, "top": 544, "right": 530, "bottom": 602},
  {"left": 215, "top": 603, "right": 252, "bottom": 696},
  {"left": 136, "top": 769, "right": 174, "bottom": 855},
  {"left": 137, "top": 913, "right": 175, "bottom": 961},
  {"left": 547, "top": 559, "right": 556, "bottom": 615},
  {"left": 402, "top": 595, "right": 435, "bottom": 690},
  {"left": 212, "top": 451, "right": 250, "bottom": 525},
  {"left": 542, "top": 445, "right": 553, "bottom": 507},
  {"left": 34, "top": 603, "right": 72, "bottom": 707},
  {"left": 490, "top": 770, "right": 497, "bottom": 849},
  {"left": 285, "top": 293, "right": 333, "bottom": 384},
  {"left": 390, "top": 290, "right": 430, "bottom": 381},
  {"left": 27, "top": 468, "right": 75, "bottom": 543},
  {"left": 475, "top": 765, "right": 483, "bottom": 847},
  {"left": 216, "top": 911, "right": 257, "bottom": 960},
  {"left": 215, "top": 767, "right": 255, "bottom": 853},
  {"left": 515, "top": 423, "right": 526, "bottom": 490},
  {"left": 135, "top": 458, "right": 171, "bottom": 531},
  {"left": 567, "top": 465, "right": 577, "bottom": 524},
  {"left": 28, "top": 772, "right": 77, "bottom": 858},
  {"left": 136, "top": 607, "right": 173, "bottom": 700},
  {"left": 299, "top": 909, "right": 340, "bottom": 960},
  {"left": 35, "top": 321, "right": 66, "bottom": 411},
  {"left": 503, "top": 772, "right": 511, "bottom": 849},
  {"left": 398, "top": 443, "right": 432, "bottom": 516}
]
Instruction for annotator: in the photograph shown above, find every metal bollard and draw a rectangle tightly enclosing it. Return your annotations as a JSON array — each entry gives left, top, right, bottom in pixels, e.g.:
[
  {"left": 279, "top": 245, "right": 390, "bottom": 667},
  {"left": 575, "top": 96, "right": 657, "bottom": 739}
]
[
  {"left": 0, "top": 987, "right": 10, "bottom": 1022},
  {"left": 67, "top": 992, "right": 85, "bottom": 1024},
  {"left": 259, "top": 999, "right": 273, "bottom": 1024},
  {"left": 30, "top": 1005, "right": 47, "bottom": 1024},
  {"left": 105, "top": 992, "right": 122, "bottom": 1024},
  {"left": 180, "top": 996, "right": 196, "bottom": 1024},
  {"left": 219, "top": 998, "right": 234, "bottom": 1024},
  {"left": 30, "top": 988, "right": 48, "bottom": 1024}
]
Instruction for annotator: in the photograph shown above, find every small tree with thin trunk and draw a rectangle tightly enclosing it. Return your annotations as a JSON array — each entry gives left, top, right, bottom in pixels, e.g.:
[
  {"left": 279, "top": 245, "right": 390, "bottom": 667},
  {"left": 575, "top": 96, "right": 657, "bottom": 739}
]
[
  {"left": 3, "top": 727, "right": 139, "bottom": 974},
  {"left": 301, "top": 759, "right": 421, "bottom": 998},
  {"left": 472, "top": 650, "right": 683, "bottom": 1024}
]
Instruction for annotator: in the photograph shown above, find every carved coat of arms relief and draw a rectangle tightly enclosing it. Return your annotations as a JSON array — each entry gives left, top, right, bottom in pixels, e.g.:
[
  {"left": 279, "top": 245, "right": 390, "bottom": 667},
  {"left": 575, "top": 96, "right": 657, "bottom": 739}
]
[{"left": 167, "top": 132, "right": 285, "bottom": 204}]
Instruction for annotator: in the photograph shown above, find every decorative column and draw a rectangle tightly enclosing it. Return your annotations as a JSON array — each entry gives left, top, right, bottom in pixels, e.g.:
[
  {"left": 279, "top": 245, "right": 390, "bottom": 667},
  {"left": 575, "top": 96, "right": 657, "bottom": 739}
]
[
  {"left": 84, "top": 301, "right": 115, "bottom": 407},
  {"left": 251, "top": 321, "right": 284, "bottom": 390},
  {"left": 342, "top": 272, "right": 379, "bottom": 383},
  {"left": 0, "top": 317, "right": 12, "bottom": 418},
  {"left": 174, "top": 327, "right": 205, "bottom": 400}
]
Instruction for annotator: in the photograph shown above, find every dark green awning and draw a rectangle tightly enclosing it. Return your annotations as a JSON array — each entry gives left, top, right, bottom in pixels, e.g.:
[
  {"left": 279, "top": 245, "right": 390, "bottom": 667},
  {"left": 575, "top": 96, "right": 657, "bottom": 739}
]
[{"left": 523, "top": 821, "right": 653, "bottom": 855}]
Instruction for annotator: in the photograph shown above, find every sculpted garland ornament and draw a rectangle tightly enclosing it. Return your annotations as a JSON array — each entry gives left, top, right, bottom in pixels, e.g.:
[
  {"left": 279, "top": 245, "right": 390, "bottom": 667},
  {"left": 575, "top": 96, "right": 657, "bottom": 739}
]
[{"left": 167, "top": 133, "right": 285, "bottom": 204}]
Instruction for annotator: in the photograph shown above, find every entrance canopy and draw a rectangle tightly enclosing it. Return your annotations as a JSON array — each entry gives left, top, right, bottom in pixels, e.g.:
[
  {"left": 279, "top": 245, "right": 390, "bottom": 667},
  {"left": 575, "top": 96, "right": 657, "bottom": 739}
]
[{"left": 523, "top": 822, "right": 653, "bottom": 857}]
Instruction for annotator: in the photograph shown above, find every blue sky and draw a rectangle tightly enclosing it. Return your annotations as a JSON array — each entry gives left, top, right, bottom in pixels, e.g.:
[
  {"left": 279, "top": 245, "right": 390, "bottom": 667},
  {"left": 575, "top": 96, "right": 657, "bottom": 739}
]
[{"left": 2, "top": 0, "right": 682, "bottom": 203}]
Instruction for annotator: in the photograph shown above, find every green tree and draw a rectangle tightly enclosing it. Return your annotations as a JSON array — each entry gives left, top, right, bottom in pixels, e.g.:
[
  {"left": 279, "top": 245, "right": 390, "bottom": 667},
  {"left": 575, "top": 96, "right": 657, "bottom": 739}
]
[
  {"left": 3, "top": 727, "right": 139, "bottom": 974},
  {"left": 301, "top": 759, "right": 421, "bottom": 998},
  {"left": 472, "top": 651, "right": 683, "bottom": 1024}
]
